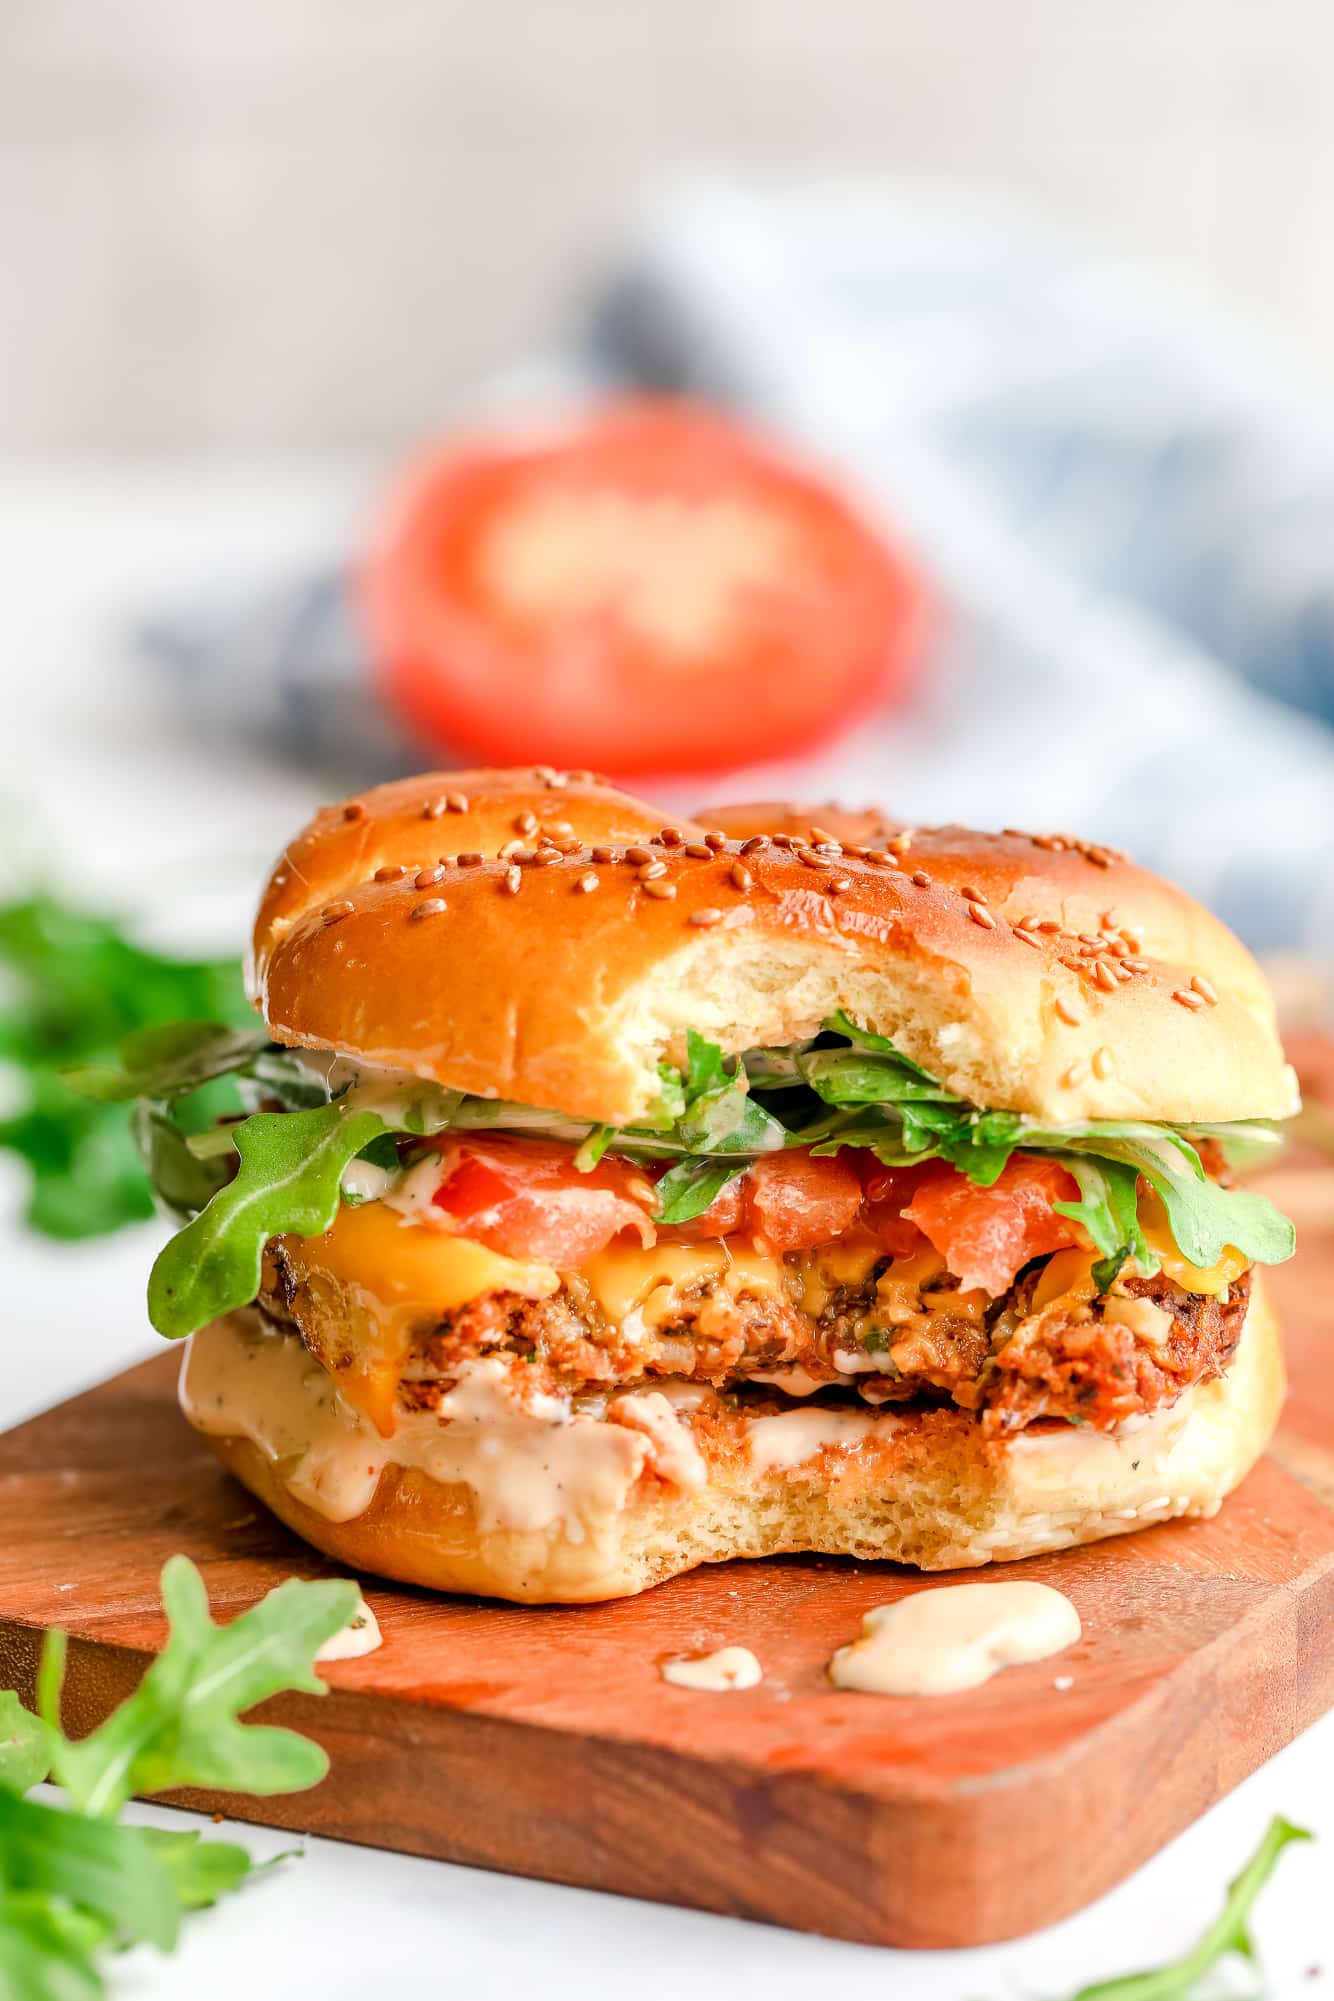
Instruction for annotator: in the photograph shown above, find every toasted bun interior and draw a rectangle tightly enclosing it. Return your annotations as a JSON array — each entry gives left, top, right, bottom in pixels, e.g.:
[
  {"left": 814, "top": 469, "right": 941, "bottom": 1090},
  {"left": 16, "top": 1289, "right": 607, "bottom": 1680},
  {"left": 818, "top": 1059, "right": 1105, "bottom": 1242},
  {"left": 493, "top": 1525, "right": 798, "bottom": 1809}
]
[{"left": 182, "top": 1280, "right": 1282, "bottom": 1604}]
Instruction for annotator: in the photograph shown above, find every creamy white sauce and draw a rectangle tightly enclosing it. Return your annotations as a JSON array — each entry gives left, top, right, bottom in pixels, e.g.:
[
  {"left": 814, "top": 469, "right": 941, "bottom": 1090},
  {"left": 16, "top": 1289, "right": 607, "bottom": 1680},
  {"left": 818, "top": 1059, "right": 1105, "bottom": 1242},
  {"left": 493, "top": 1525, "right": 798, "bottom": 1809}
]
[
  {"left": 1103, "top": 1294, "right": 1175, "bottom": 1342},
  {"left": 181, "top": 1314, "right": 711, "bottom": 1538},
  {"left": 301, "top": 1051, "right": 461, "bottom": 1127},
  {"left": 608, "top": 1390, "right": 707, "bottom": 1490},
  {"left": 746, "top": 1405, "right": 881, "bottom": 1474},
  {"left": 748, "top": 1365, "right": 829, "bottom": 1398},
  {"left": 341, "top": 1159, "right": 397, "bottom": 1204},
  {"left": 829, "top": 1583, "right": 1081, "bottom": 1697},
  {"left": 661, "top": 1647, "right": 763, "bottom": 1691},
  {"left": 315, "top": 1594, "right": 383, "bottom": 1662}
]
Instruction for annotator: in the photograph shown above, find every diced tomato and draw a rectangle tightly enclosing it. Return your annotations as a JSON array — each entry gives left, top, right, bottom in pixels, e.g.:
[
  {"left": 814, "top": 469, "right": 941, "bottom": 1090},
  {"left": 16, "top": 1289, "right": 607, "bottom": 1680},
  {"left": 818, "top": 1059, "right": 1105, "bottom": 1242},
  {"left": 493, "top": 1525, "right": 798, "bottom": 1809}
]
[
  {"left": 902, "top": 1155, "right": 1082, "bottom": 1295},
  {"left": 363, "top": 399, "right": 924, "bottom": 776},
  {"left": 743, "top": 1150, "right": 864, "bottom": 1254},
  {"left": 857, "top": 1158, "right": 945, "bottom": 1259},
  {"left": 430, "top": 1136, "right": 652, "bottom": 1265}
]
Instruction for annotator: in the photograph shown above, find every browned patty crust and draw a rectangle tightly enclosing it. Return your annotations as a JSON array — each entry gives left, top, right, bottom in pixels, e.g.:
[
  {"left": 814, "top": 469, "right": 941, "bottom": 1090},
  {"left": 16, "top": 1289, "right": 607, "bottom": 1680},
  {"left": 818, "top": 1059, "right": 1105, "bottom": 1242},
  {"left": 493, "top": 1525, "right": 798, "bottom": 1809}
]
[{"left": 263, "top": 1242, "right": 1251, "bottom": 1439}]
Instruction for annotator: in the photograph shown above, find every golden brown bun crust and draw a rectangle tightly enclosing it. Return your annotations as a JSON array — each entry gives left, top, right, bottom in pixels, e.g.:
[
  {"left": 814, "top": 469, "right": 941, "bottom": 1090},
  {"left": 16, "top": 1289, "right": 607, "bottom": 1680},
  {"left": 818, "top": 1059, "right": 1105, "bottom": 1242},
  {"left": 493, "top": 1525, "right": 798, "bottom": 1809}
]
[
  {"left": 701, "top": 799, "right": 906, "bottom": 847},
  {"left": 196, "top": 1283, "right": 1282, "bottom": 1604},
  {"left": 251, "top": 770, "right": 1296, "bottom": 1126}
]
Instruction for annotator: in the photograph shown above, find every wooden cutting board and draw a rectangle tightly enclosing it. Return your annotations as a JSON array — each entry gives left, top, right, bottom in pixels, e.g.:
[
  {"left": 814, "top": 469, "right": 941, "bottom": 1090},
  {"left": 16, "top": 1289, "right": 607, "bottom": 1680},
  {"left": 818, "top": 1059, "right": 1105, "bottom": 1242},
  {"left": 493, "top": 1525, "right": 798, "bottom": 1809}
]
[{"left": 0, "top": 1159, "right": 1331, "bottom": 1949}]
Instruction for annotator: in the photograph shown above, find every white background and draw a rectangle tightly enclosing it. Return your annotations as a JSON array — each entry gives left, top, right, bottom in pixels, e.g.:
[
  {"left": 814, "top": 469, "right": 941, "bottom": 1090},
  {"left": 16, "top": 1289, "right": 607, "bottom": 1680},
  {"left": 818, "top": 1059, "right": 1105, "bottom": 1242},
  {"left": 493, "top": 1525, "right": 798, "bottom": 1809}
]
[{"left": 1, "top": 464, "right": 1331, "bottom": 1997}]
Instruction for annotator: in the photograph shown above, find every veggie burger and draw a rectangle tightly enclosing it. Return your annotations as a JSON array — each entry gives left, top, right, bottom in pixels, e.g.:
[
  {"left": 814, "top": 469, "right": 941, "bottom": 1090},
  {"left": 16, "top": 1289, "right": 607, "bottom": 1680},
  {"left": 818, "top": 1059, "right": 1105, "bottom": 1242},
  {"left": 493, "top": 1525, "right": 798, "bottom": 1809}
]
[{"left": 135, "top": 769, "right": 1298, "bottom": 1602}]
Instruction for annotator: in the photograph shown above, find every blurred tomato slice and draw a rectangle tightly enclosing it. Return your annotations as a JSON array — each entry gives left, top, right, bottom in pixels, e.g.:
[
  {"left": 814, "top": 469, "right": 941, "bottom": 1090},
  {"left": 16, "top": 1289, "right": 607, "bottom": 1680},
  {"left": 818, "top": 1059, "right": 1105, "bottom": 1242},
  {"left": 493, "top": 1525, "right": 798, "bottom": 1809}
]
[
  {"left": 363, "top": 398, "right": 924, "bottom": 776},
  {"left": 744, "top": 1150, "right": 864, "bottom": 1254}
]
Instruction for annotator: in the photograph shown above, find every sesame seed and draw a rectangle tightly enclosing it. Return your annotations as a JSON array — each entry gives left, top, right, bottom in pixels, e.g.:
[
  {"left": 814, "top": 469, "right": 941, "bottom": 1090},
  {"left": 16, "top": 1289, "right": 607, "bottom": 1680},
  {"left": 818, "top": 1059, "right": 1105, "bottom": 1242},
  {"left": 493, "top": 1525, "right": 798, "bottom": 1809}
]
[
  {"left": 968, "top": 902, "right": 997, "bottom": 928},
  {"left": 827, "top": 876, "right": 852, "bottom": 895},
  {"left": 415, "top": 864, "right": 446, "bottom": 888},
  {"left": 960, "top": 885, "right": 986, "bottom": 903},
  {"left": 1001, "top": 827, "right": 1027, "bottom": 840},
  {"left": 590, "top": 846, "right": 614, "bottom": 864},
  {"left": 1172, "top": 988, "right": 1207, "bottom": 1010},
  {"left": 1121, "top": 930, "right": 1144, "bottom": 954},
  {"left": 1092, "top": 1047, "right": 1114, "bottom": 1079},
  {"left": 373, "top": 863, "right": 405, "bottom": 881},
  {"left": 497, "top": 839, "right": 523, "bottom": 859},
  {"left": 1191, "top": 974, "right": 1218, "bottom": 1006},
  {"left": 576, "top": 871, "right": 599, "bottom": 894},
  {"left": 531, "top": 849, "right": 558, "bottom": 866},
  {"left": 843, "top": 844, "right": 868, "bottom": 860},
  {"left": 1014, "top": 927, "right": 1043, "bottom": 949},
  {"left": 703, "top": 830, "right": 726, "bottom": 848},
  {"left": 1037, "top": 920, "right": 1061, "bottom": 933},
  {"left": 811, "top": 840, "right": 844, "bottom": 857},
  {"left": 689, "top": 908, "right": 724, "bottom": 928},
  {"left": 1123, "top": 958, "right": 1149, "bottom": 973},
  {"left": 771, "top": 833, "right": 794, "bottom": 849},
  {"left": 798, "top": 849, "right": 826, "bottom": 870},
  {"left": 911, "top": 869, "right": 932, "bottom": 888},
  {"left": 514, "top": 812, "right": 539, "bottom": 836},
  {"left": 409, "top": 898, "right": 447, "bottom": 922},
  {"left": 888, "top": 831, "right": 914, "bottom": 853},
  {"left": 322, "top": 900, "right": 354, "bottom": 923},
  {"left": 1077, "top": 932, "right": 1102, "bottom": 947},
  {"left": 1055, "top": 997, "right": 1082, "bottom": 1026},
  {"left": 625, "top": 846, "right": 652, "bottom": 865},
  {"left": 865, "top": 849, "right": 892, "bottom": 867},
  {"left": 342, "top": 801, "right": 366, "bottom": 822},
  {"left": 445, "top": 792, "right": 468, "bottom": 813},
  {"left": 502, "top": 866, "right": 522, "bottom": 895},
  {"left": 658, "top": 827, "right": 685, "bottom": 846},
  {"left": 808, "top": 825, "right": 837, "bottom": 845},
  {"left": 1086, "top": 849, "right": 1112, "bottom": 869},
  {"left": 1062, "top": 1060, "right": 1088, "bottom": 1088},
  {"left": 1093, "top": 959, "right": 1119, "bottom": 991},
  {"left": 1100, "top": 909, "right": 1119, "bottom": 930},
  {"left": 684, "top": 842, "right": 713, "bottom": 860},
  {"left": 1112, "top": 961, "right": 1133, "bottom": 983},
  {"left": 554, "top": 838, "right": 582, "bottom": 856},
  {"left": 642, "top": 879, "right": 676, "bottom": 900},
  {"left": 543, "top": 821, "right": 574, "bottom": 838},
  {"left": 1103, "top": 937, "right": 1129, "bottom": 957},
  {"left": 1059, "top": 957, "right": 1084, "bottom": 973},
  {"left": 730, "top": 862, "right": 753, "bottom": 891},
  {"left": 457, "top": 852, "right": 484, "bottom": 868},
  {"left": 421, "top": 799, "right": 447, "bottom": 820},
  {"left": 567, "top": 769, "right": 595, "bottom": 784},
  {"left": 638, "top": 859, "right": 667, "bottom": 880},
  {"left": 739, "top": 835, "right": 768, "bottom": 854}
]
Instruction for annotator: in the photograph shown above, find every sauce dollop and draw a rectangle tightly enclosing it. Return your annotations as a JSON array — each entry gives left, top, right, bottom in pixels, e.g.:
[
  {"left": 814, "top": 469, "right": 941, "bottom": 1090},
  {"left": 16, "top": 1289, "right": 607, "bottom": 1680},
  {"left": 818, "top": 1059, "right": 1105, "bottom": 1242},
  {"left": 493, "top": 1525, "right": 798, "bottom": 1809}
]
[{"left": 829, "top": 1582, "right": 1080, "bottom": 1696}]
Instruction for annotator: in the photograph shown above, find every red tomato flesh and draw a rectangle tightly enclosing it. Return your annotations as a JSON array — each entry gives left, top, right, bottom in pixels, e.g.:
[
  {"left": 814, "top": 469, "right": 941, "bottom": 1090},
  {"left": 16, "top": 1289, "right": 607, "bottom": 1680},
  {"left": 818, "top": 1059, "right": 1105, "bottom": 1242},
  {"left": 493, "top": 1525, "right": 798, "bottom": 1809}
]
[
  {"left": 902, "top": 1156, "right": 1082, "bottom": 1294},
  {"left": 363, "top": 398, "right": 924, "bottom": 776},
  {"left": 744, "top": 1150, "right": 864, "bottom": 1253},
  {"left": 430, "top": 1136, "right": 653, "bottom": 1265}
]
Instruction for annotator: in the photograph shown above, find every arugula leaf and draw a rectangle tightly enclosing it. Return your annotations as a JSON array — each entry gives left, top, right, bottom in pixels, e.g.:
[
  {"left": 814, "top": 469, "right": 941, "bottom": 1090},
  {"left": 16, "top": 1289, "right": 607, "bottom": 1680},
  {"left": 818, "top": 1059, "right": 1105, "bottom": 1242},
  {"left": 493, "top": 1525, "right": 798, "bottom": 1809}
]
[
  {"left": 1052, "top": 1157, "right": 1152, "bottom": 1280},
  {"left": 64, "top": 1022, "right": 272, "bottom": 1105},
  {"left": 42, "top": 1559, "right": 356, "bottom": 1820},
  {"left": 0, "top": 1557, "right": 355, "bottom": 1995},
  {"left": 146, "top": 1104, "right": 388, "bottom": 1338},
  {"left": 653, "top": 1156, "right": 748, "bottom": 1225},
  {"left": 0, "top": 1792, "right": 179, "bottom": 1952},
  {"left": 138, "top": 1826, "right": 259, "bottom": 1911},
  {"left": 0, "top": 1694, "right": 47, "bottom": 1794},
  {"left": 0, "top": 1890, "right": 105, "bottom": 2001},
  {"left": 0, "top": 898, "right": 248, "bottom": 1242},
  {"left": 1065, "top": 1814, "right": 1311, "bottom": 2001}
]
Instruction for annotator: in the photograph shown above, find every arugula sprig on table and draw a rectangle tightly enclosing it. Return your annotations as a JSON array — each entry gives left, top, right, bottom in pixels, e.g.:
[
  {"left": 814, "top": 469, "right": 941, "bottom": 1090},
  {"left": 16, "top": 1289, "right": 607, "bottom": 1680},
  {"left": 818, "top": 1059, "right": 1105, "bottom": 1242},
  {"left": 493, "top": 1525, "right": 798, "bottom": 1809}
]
[
  {"left": 0, "top": 1556, "right": 356, "bottom": 1999},
  {"left": 1062, "top": 1813, "right": 1311, "bottom": 2001}
]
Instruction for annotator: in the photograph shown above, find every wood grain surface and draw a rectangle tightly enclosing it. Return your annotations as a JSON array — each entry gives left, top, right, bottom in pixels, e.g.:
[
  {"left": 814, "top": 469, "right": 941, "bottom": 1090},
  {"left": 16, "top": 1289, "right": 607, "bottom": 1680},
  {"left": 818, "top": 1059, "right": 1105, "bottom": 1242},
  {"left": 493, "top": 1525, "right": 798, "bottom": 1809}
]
[{"left": 0, "top": 1145, "right": 1331, "bottom": 1949}]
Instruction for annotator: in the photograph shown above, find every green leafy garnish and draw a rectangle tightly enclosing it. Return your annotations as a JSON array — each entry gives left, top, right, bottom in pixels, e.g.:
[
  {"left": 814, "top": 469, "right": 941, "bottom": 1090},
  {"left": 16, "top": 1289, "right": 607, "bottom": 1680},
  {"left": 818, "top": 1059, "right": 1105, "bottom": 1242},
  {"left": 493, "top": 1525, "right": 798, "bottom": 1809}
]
[
  {"left": 0, "top": 1557, "right": 356, "bottom": 1997},
  {"left": 41, "top": 1557, "right": 356, "bottom": 1815},
  {"left": 147, "top": 1105, "right": 390, "bottom": 1339},
  {"left": 0, "top": 900, "right": 250, "bottom": 1240},
  {"left": 1063, "top": 1813, "right": 1312, "bottom": 2001}
]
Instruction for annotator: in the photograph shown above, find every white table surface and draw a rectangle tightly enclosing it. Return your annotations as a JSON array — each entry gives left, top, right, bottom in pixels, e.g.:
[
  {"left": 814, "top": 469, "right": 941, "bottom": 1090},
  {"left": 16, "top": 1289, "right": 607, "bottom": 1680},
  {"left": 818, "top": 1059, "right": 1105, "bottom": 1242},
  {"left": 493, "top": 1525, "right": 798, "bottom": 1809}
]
[{"left": 1, "top": 460, "right": 1330, "bottom": 1999}]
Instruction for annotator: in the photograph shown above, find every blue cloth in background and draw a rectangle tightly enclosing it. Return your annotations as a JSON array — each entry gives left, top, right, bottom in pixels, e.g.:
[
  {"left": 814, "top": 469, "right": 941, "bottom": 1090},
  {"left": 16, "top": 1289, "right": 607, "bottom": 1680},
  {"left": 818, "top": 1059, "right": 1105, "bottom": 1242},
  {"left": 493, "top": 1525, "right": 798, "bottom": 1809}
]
[{"left": 145, "top": 182, "right": 1334, "bottom": 959}]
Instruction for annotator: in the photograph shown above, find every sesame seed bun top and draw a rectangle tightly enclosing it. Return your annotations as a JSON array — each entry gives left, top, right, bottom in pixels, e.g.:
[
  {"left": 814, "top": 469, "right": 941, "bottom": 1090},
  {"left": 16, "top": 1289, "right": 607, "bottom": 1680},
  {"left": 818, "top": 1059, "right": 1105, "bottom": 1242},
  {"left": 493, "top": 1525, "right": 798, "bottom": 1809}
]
[{"left": 249, "top": 768, "right": 1298, "bottom": 1128}]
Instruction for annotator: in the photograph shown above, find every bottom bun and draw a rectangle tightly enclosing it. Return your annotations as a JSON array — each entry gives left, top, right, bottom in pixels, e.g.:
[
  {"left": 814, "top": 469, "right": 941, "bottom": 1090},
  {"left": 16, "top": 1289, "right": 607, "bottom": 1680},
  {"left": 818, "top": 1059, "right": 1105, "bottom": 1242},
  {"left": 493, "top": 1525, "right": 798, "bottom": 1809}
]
[{"left": 183, "top": 1279, "right": 1282, "bottom": 1604}]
